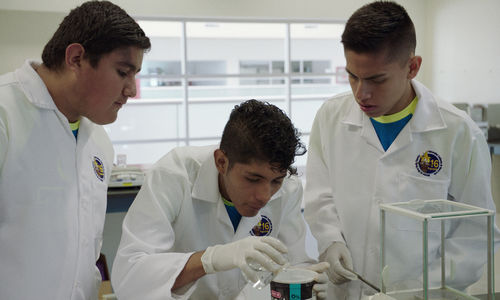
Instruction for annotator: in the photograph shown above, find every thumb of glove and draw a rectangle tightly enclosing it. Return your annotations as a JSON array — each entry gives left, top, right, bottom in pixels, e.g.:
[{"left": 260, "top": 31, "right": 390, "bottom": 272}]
[
  {"left": 326, "top": 242, "right": 357, "bottom": 284},
  {"left": 303, "top": 262, "right": 330, "bottom": 300},
  {"left": 305, "top": 262, "right": 329, "bottom": 275}
]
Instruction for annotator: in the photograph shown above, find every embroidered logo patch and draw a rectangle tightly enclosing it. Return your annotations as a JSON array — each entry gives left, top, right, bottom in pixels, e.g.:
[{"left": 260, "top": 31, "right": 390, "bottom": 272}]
[
  {"left": 92, "top": 156, "right": 105, "bottom": 181},
  {"left": 415, "top": 150, "right": 442, "bottom": 176},
  {"left": 250, "top": 215, "right": 272, "bottom": 236}
]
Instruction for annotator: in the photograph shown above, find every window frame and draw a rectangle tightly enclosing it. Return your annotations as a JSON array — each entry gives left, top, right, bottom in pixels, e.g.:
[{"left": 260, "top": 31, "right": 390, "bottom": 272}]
[{"left": 106, "top": 17, "right": 347, "bottom": 164}]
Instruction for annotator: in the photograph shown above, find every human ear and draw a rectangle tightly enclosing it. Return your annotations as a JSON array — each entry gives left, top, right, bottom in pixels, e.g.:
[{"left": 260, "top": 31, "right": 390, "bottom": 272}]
[
  {"left": 407, "top": 55, "right": 422, "bottom": 79},
  {"left": 65, "top": 43, "right": 85, "bottom": 71},
  {"left": 214, "top": 149, "right": 229, "bottom": 175}
]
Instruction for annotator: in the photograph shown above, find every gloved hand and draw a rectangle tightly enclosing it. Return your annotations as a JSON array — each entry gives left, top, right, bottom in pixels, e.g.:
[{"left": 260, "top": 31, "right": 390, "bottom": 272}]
[
  {"left": 323, "top": 242, "right": 357, "bottom": 284},
  {"left": 304, "top": 262, "right": 330, "bottom": 300},
  {"left": 201, "top": 236, "right": 288, "bottom": 283}
]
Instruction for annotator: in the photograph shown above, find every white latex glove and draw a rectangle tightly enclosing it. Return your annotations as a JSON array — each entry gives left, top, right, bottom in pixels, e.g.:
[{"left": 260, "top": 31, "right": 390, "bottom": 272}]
[
  {"left": 201, "top": 236, "right": 288, "bottom": 282},
  {"left": 304, "top": 262, "right": 330, "bottom": 300},
  {"left": 323, "top": 242, "right": 357, "bottom": 284}
]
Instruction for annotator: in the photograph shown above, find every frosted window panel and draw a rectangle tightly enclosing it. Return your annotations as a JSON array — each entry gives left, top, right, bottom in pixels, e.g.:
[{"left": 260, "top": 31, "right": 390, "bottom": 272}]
[
  {"left": 142, "top": 37, "right": 181, "bottom": 62},
  {"left": 187, "top": 82, "right": 287, "bottom": 101},
  {"left": 290, "top": 23, "right": 345, "bottom": 74},
  {"left": 137, "top": 21, "right": 182, "bottom": 62},
  {"left": 188, "top": 102, "right": 237, "bottom": 138},
  {"left": 189, "top": 139, "right": 221, "bottom": 147},
  {"left": 189, "top": 99, "right": 286, "bottom": 138},
  {"left": 112, "top": 141, "right": 186, "bottom": 165},
  {"left": 142, "top": 60, "right": 181, "bottom": 76},
  {"left": 186, "top": 22, "right": 286, "bottom": 75},
  {"left": 105, "top": 102, "right": 185, "bottom": 141},
  {"left": 291, "top": 78, "right": 350, "bottom": 97},
  {"left": 139, "top": 83, "right": 183, "bottom": 99},
  {"left": 291, "top": 99, "right": 328, "bottom": 134},
  {"left": 290, "top": 77, "right": 350, "bottom": 134},
  {"left": 187, "top": 60, "right": 226, "bottom": 75},
  {"left": 137, "top": 21, "right": 183, "bottom": 98}
]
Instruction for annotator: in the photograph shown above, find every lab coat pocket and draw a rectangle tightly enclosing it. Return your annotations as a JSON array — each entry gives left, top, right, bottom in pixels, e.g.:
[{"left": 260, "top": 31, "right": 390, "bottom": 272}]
[
  {"left": 398, "top": 173, "right": 449, "bottom": 203},
  {"left": 395, "top": 173, "right": 449, "bottom": 232}
]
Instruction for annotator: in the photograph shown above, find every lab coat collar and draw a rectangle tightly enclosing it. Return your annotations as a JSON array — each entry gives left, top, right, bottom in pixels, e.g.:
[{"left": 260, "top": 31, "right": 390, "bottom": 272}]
[
  {"left": 191, "top": 146, "right": 283, "bottom": 203},
  {"left": 191, "top": 149, "right": 220, "bottom": 203},
  {"left": 408, "top": 80, "right": 447, "bottom": 133},
  {"left": 341, "top": 79, "right": 447, "bottom": 133},
  {"left": 14, "top": 60, "right": 58, "bottom": 111},
  {"left": 15, "top": 60, "right": 96, "bottom": 142}
]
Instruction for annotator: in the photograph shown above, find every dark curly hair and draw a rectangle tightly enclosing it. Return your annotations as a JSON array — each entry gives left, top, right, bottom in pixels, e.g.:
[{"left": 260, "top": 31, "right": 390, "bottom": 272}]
[
  {"left": 342, "top": 1, "right": 416, "bottom": 64},
  {"left": 219, "top": 99, "right": 306, "bottom": 175},
  {"left": 42, "top": 0, "right": 151, "bottom": 70}
]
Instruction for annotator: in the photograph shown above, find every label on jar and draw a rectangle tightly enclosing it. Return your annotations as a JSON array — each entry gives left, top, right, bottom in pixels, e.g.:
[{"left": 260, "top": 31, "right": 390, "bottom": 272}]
[{"left": 270, "top": 281, "right": 316, "bottom": 300}]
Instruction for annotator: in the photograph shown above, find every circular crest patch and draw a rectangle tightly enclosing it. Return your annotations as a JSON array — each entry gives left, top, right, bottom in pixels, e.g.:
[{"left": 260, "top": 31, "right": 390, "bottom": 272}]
[
  {"left": 250, "top": 215, "right": 272, "bottom": 236},
  {"left": 93, "top": 156, "right": 105, "bottom": 181},
  {"left": 415, "top": 150, "right": 442, "bottom": 176}
]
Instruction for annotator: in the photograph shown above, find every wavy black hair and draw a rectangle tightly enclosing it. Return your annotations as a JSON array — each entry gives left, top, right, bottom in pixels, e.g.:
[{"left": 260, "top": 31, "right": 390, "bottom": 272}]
[
  {"left": 42, "top": 0, "right": 151, "bottom": 70},
  {"left": 220, "top": 99, "right": 306, "bottom": 175},
  {"left": 342, "top": 1, "right": 416, "bottom": 64}
]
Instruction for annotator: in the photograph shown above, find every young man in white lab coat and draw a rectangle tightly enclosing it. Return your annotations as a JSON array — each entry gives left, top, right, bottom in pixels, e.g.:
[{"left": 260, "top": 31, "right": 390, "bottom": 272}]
[
  {"left": 0, "top": 2, "right": 150, "bottom": 299},
  {"left": 304, "top": 2, "right": 500, "bottom": 299},
  {"left": 112, "top": 99, "right": 329, "bottom": 299}
]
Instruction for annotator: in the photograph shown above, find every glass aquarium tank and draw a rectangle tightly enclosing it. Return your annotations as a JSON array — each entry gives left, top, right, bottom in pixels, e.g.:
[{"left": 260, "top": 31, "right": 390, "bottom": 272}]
[{"left": 379, "top": 199, "right": 495, "bottom": 300}]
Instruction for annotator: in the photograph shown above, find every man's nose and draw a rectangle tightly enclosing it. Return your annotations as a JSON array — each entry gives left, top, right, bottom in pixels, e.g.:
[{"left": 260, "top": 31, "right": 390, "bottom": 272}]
[
  {"left": 255, "top": 183, "right": 273, "bottom": 205},
  {"left": 354, "top": 80, "right": 371, "bottom": 101},
  {"left": 123, "top": 77, "right": 137, "bottom": 98}
]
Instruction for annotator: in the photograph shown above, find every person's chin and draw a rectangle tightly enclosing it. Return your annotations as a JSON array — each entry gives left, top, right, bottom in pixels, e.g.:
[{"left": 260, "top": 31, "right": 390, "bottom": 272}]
[
  {"left": 242, "top": 208, "right": 260, "bottom": 217},
  {"left": 92, "top": 114, "right": 118, "bottom": 125}
]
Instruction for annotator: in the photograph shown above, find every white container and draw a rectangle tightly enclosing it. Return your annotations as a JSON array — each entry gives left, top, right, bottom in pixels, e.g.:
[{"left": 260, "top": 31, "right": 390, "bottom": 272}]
[{"left": 270, "top": 268, "right": 317, "bottom": 300}]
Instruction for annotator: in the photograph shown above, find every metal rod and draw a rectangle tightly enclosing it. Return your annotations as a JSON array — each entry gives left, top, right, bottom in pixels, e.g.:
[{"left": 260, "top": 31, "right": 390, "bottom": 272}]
[
  {"left": 380, "top": 209, "right": 386, "bottom": 293},
  {"left": 423, "top": 219, "right": 429, "bottom": 300},
  {"left": 441, "top": 220, "right": 445, "bottom": 288},
  {"left": 345, "top": 267, "right": 380, "bottom": 293},
  {"left": 487, "top": 215, "right": 494, "bottom": 300}
]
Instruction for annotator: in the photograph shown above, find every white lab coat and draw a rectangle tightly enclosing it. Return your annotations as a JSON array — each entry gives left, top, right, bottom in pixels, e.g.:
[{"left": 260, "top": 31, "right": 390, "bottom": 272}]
[
  {"left": 0, "top": 61, "right": 114, "bottom": 300},
  {"left": 112, "top": 145, "right": 313, "bottom": 300},
  {"left": 304, "top": 80, "right": 500, "bottom": 299}
]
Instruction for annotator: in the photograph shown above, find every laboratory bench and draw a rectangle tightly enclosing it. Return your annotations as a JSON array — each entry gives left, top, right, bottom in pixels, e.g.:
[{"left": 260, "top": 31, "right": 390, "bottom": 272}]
[
  {"left": 106, "top": 186, "right": 140, "bottom": 213},
  {"left": 488, "top": 141, "right": 500, "bottom": 155}
]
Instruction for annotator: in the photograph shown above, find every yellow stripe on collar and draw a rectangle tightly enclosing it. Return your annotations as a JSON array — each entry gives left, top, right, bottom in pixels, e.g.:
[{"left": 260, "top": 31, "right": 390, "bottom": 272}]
[
  {"left": 222, "top": 196, "right": 234, "bottom": 207},
  {"left": 373, "top": 96, "right": 418, "bottom": 124},
  {"left": 69, "top": 119, "right": 81, "bottom": 131}
]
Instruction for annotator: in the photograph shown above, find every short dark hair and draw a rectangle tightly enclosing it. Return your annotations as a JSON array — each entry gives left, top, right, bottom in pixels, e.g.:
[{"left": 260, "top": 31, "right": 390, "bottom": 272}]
[
  {"left": 42, "top": 0, "right": 151, "bottom": 70},
  {"left": 220, "top": 99, "right": 306, "bottom": 175},
  {"left": 341, "top": 1, "right": 416, "bottom": 63}
]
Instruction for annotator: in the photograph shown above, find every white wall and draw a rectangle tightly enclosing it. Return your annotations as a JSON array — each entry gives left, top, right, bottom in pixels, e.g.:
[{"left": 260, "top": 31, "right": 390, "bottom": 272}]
[
  {"left": 424, "top": 0, "right": 500, "bottom": 104},
  {"left": 0, "top": 10, "right": 63, "bottom": 73}
]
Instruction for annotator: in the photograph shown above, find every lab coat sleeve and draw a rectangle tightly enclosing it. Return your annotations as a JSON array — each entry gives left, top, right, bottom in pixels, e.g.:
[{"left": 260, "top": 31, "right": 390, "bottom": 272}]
[
  {"left": 277, "top": 177, "right": 315, "bottom": 266},
  {"left": 428, "top": 129, "right": 500, "bottom": 289},
  {"left": 111, "top": 167, "right": 198, "bottom": 300},
  {"left": 304, "top": 106, "right": 345, "bottom": 256}
]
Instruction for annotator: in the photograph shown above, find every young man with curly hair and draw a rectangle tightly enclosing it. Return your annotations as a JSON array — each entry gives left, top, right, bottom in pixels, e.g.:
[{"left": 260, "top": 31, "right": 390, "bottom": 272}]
[
  {"left": 0, "top": 1, "right": 150, "bottom": 299},
  {"left": 112, "top": 99, "right": 329, "bottom": 299}
]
